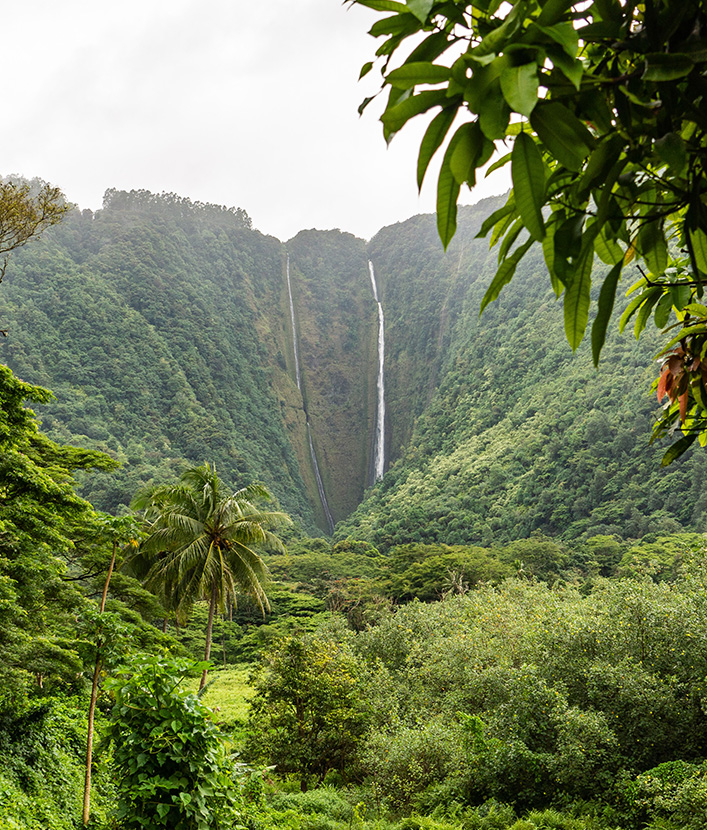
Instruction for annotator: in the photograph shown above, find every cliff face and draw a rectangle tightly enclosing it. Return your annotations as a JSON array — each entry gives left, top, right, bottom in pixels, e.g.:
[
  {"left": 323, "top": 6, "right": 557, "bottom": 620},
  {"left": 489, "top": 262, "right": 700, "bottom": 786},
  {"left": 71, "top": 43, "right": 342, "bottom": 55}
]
[{"left": 1, "top": 189, "right": 706, "bottom": 540}]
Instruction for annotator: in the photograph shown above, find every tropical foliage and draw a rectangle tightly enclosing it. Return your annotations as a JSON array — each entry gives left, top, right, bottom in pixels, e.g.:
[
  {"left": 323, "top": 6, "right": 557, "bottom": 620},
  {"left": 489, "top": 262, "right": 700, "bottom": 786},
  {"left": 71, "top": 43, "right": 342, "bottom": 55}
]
[
  {"left": 352, "top": 0, "right": 707, "bottom": 461},
  {"left": 133, "top": 463, "right": 289, "bottom": 687}
]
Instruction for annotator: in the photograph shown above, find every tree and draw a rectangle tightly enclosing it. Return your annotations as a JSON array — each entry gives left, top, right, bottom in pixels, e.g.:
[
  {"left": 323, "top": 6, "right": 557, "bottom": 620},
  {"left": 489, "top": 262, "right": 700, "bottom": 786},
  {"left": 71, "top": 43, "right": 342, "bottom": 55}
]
[
  {"left": 0, "top": 178, "right": 67, "bottom": 288},
  {"left": 244, "top": 634, "right": 368, "bottom": 791},
  {"left": 352, "top": 0, "right": 707, "bottom": 462},
  {"left": 133, "top": 462, "right": 289, "bottom": 688}
]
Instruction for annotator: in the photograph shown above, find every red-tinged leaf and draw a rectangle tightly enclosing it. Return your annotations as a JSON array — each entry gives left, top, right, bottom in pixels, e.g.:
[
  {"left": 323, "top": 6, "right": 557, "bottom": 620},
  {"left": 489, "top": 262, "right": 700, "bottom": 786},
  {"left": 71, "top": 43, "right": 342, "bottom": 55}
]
[
  {"left": 679, "top": 391, "right": 689, "bottom": 423},
  {"left": 657, "top": 368, "right": 670, "bottom": 402}
]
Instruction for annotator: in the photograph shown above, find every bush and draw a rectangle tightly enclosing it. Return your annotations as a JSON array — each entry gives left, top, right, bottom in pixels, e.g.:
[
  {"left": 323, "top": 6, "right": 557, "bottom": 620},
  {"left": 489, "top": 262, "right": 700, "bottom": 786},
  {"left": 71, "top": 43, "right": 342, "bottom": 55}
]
[{"left": 105, "top": 652, "right": 241, "bottom": 829}]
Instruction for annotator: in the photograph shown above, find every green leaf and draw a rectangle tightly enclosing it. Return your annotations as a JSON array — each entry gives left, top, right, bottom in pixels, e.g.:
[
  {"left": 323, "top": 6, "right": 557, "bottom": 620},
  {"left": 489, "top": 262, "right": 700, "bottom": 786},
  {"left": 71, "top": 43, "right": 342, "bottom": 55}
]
[
  {"left": 654, "top": 291, "right": 674, "bottom": 329},
  {"left": 387, "top": 61, "right": 452, "bottom": 88},
  {"left": 689, "top": 228, "right": 707, "bottom": 276},
  {"left": 356, "top": 0, "right": 408, "bottom": 9},
  {"left": 449, "top": 122, "right": 485, "bottom": 185},
  {"left": 406, "top": 0, "right": 434, "bottom": 23},
  {"left": 542, "top": 214, "right": 563, "bottom": 296},
  {"left": 591, "top": 260, "right": 623, "bottom": 365},
  {"left": 563, "top": 243, "right": 593, "bottom": 350},
  {"left": 437, "top": 144, "right": 462, "bottom": 248},
  {"left": 638, "top": 220, "right": 668, "bottom": 275},
  {"left": 534, "top": 22, "right": 578, "bottom": 58},
  {"left": 655, "top": 132, "right": 688, "bottom": 175},
  {"left": 547, "top": 47, "right": 583, "bottom": 89},
  {"left": 382, "top": 89, "right": 451, "bottom": 136},
  {"left": 359, "top": 62, "right": 374, "bottom": 80},
  {"left": 536, "top": 0, "right": 575, "bottom": 26},
  {"left": 633, "top": 287, "right": 662, "bottom": 339},
  {"left": 500, "top": 63, "right": 540, "bottom": 117},
  {"left": 417, "top": 108, "right": 456, "bottom": 190},
  {"left": 480, "top": 237, "right": 534, "bottom": 312},
  {"left": 619, "top": 293, "right": 648, "bottom": 332},
  {"left": 530, "top": 102, "right": 595, "bottom": 171},
  {"left": 511, "top": 132, "right": 546, "bottom": 242},
  {"left": 485, "top": 151, "right": 512, "bottom": 176},
  {"left": 643, "top": 53, "right": 694, "bottom": 82},
  {"left": 661, "top": 432, "right": 698, "bottom": 466},
  {"left": 478, "top": 83, "right": 511, "bottom": 139},
  {"left": 476, "top": 198, "right": 517, "bottom": 239}
]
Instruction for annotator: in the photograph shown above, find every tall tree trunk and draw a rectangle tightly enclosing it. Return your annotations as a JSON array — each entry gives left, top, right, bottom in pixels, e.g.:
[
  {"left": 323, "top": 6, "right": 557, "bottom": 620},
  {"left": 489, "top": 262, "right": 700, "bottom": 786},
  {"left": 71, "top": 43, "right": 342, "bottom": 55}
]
[
  {"left": 83, "top": 539, "right": 117, "bottom": 825},
  {"left": 199, "top": 583, "right": 218, "bottom": 691}
]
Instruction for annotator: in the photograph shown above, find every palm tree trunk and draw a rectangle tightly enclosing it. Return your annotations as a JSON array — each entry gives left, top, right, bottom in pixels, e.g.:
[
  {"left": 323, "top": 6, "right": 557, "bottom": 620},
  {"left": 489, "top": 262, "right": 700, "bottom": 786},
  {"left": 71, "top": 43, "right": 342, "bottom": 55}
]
[
  {"left": 199, "top": 583, "right": 218, "bottom": 691},
  {"left": 83, "top": 539, "right": 116, "bottom": 825}
]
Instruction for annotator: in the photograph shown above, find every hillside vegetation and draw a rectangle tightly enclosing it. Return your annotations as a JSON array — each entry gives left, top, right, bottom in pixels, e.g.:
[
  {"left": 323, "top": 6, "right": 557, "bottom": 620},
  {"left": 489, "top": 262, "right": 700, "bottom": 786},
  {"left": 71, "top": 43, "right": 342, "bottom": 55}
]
[{"left": 1, "top": 190, "right": 704, "bottom": 542}]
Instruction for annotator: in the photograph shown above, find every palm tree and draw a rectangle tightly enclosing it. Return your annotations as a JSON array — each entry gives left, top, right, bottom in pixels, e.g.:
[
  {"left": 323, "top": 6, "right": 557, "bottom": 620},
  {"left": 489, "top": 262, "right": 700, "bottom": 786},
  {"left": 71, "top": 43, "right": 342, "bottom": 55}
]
[{"left": 133, "top": 463, "right": 289, "bottom": 689}]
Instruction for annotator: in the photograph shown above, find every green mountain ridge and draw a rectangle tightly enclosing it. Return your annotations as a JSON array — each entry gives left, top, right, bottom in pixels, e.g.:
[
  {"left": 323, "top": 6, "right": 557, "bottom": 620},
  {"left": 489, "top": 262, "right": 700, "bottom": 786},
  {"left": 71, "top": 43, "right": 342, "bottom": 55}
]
[{"left": 0, "top": 188, "right": 704, "bottom": 541}]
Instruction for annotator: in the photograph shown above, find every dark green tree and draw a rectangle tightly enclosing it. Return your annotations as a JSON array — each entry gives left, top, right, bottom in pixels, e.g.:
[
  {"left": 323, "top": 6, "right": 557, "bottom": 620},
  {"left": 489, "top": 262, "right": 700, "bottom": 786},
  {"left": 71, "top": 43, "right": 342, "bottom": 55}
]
[
  {"left": 245, "top": 634, "right": 368, "bottom": 791},
  {"left": 133, "top": 462, "right": 289, "bottom": 688},
  {"left": 352, "top": 0, "right": 707, "bottom": 461}
]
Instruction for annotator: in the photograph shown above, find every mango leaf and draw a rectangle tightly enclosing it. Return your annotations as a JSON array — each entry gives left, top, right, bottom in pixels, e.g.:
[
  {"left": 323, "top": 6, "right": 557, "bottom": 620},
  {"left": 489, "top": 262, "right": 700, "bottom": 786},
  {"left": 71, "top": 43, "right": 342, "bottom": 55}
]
[
  {"left": 547, "top": 47, "right": 583, "bottom": 89},
  {"left": 591, "top": 260, "right": 623, "bottom": 365},
  {"left": 406, "top": 0, "right": 434, "bottom": 23},
  {"left": 370, "top": 13, "right": 420, "bottom": 37},
  {"left": 478, "top": 85, "right": 511, "bottom": 139},
  {"left": 530, "top": 102, "right": 595, "bottom": 171},
  {"left": 563, "top": 242, "right": 594, "bottom": 350},
  {"left": 476, "top": 198, "right": 517, "bottom": 239},
  {"left": 497, "top": 217, "right": 525, "bottom": 263},
  {"left": 534, "top": 22, "right": 579, "bottom": 58},
  {"left": 689, "top": 227, "right": 707, "bottom": 276},
  {"left": 619, "top": 293, "right": 649, "bottom": 332},
  {"left": 450, "top": 122, "right": 485, "bottom": 185},
  {"left": 653, "top": 291, "right": 674, "bottom": 329},
  {"left": 417, "top": 108, "right": 456, "bottom": 190},
  {"left": 356, "top": 0, "right": 408, "bottom": 9},
  {"left": 638, "top": 220, "right": 668, "bottom": 275},
  {"left": 661, "top": 432, "right": 697, "bottom": 466},
  {"left": 382, "top": 89, "right": 451, "bottom": 136},
  {"left": 500, "top": 63, "right": 540, "bottom": 117},
  {"left": 594, "top": 226, "right": 624, "bottom": 264},
  {"left": 542, "top": 214, "right": 563, "bottom": 296},
  {"left": 387, "top": 61, "right": 452, "bottom": 88},
  {"left": 655, "top": 132, "right": 688, "bottom": 175},
  {"left": 643, "top": 53, "right": 694, "bottom": 82},
  {"left": 634, "top": 287, "right": 662, "bottom": 338},
  {"left": 480, "top": 237, "right": 534, "bottom": 312},
  {"left": 511, "top": 132, "right": 546, "bottom": 241},
  {"left": 485, "top": 151, "right": 512, "bottom": 177},
  {"left": 437, "top": 140, "right": 462, "bottom": 248},
  {"left": 536, "top": 0, "right": 575, "bottom": 26}
]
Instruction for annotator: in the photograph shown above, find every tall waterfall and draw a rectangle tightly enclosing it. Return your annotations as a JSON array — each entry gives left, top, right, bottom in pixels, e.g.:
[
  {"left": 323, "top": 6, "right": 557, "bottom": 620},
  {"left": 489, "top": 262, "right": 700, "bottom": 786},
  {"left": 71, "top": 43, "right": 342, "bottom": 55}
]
[
  {"left": 286, "top": 253, "right": 334, "bottom": 533},
  {"left": 307, "top": 421, "right": 335, "bottom": 533},
  {"left": 286, "top": 255, "right": 301, "bottom": 392},
  {"left": 368, "top": 260, "right": 386, "bottom": 481}
]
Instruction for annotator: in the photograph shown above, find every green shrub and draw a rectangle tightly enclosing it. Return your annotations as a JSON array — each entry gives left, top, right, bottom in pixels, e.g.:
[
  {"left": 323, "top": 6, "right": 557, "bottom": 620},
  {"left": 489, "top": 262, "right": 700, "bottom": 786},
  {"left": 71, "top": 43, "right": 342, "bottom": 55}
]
[{"left": 105, "top": 652, "right": 241, "bottom": 829}]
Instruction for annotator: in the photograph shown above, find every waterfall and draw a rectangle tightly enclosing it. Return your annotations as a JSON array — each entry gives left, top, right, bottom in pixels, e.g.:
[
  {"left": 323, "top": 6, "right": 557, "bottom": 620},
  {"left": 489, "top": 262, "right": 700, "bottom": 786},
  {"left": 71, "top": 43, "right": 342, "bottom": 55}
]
[
  {"left": 286, "top": 252, "right": 334, "bottom": 532},
  {"left": 286, "top": 254, "right": 301, "bottom": 392},
  {"left": 307, "top": 421, "right": 335, "bottom": 533},
  {"left": 368, "top": 260, "right": 386, "bottom": 481}
]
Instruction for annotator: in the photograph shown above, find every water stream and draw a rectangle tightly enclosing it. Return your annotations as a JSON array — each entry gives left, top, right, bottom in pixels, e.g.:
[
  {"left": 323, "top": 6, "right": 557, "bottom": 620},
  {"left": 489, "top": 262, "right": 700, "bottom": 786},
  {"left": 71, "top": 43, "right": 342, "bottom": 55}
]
[
  {"left": 368, "top": 260, "right": 386, "bottom": 481},
  {"left": 286, "top": 253, "right": 334, "bottom": 532}
]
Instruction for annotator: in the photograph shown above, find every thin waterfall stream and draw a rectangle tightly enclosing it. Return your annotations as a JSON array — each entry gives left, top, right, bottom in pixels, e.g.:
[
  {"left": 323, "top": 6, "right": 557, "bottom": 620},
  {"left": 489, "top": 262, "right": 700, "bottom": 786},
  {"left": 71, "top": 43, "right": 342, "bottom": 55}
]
[
  {"left": 368, "top": 260, "right": 386, "bottom": 481},
  {"left": 286, "top": 254, "right": 335, "bottom": 533}
]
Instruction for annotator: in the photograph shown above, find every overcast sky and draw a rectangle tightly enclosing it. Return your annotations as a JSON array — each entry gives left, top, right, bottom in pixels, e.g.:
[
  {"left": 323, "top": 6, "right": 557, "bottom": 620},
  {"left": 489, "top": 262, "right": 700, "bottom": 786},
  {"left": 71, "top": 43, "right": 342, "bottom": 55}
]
[{"left": 4, "top": 0, "right": 509, "bottom": 242}]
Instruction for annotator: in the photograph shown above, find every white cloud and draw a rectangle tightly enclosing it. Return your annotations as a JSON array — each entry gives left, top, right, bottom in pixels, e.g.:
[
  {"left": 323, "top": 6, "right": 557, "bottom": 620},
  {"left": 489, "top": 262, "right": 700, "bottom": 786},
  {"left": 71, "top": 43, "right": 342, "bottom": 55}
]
[{"left": 2, "top": 0, "right": 509, "bottom": 241}]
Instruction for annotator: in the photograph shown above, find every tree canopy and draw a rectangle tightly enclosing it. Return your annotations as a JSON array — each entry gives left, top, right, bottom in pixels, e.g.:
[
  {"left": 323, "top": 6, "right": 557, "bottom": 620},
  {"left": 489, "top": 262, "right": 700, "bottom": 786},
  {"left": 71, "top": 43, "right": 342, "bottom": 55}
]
[{"left": 352, "top": 0, "right": 707, "bottom": 461}]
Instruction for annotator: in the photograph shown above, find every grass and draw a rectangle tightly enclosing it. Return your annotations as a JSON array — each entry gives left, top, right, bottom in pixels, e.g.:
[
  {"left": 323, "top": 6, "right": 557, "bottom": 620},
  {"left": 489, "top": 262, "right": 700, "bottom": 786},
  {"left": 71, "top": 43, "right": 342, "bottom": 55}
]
[{"left": 188, "top": 664, "right": 255, "bottom": 727}]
